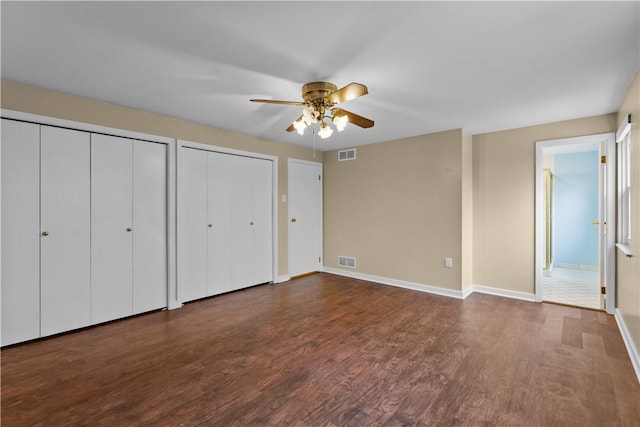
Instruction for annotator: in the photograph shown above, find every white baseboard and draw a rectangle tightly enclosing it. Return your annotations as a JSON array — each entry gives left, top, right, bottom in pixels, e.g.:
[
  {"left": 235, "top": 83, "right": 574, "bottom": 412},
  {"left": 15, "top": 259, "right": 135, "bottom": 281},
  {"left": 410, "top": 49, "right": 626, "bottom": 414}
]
[
  {"left": 614, "top": 309, "right": 640, "bottom": 384},
  {"left": 321, "top": 267, "right": 466, "bottom": 299},
  {"left": 322, "top": 267, "right": 537, "bottom": 303},
  {"left": 470, "top": 285, "right": 537, "bottom": 302},
  {"left": 274, "top": 275, "right": 291, "bottom": 284}
]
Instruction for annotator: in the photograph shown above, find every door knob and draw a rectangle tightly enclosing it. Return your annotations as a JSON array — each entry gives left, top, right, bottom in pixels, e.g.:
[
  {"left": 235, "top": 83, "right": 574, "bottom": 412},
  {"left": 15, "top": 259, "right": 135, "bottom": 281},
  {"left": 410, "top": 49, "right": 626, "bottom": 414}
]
[
  {"left": 208, "top": 224, "right": 213, "bottom": 228},
  {"left": 291, "top": 218, "right": 297, "bottom": 223},
  {"left": 127, "top": 227, "right": 133, "bottom": 232},
  {"left": 250, "top": 222, "right": 254, "bottom": 225},
  {"left": 41, "top": 231, "right": 49, "bottom": 236},
  {"left": 592, "top": 221, "right": 600, "bottom": 225}
]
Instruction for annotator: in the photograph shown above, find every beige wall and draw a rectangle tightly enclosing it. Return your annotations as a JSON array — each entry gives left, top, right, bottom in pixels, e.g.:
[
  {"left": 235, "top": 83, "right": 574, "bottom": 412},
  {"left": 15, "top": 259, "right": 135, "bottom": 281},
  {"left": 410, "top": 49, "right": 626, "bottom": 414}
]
[
  {"left": 0, "top": 79, "right": 322, "bottom": 278},
  {"left": 323, "top": 129, "right": 469, "bottom": 291},
  {"left": 472, "top": 114, "right": 617, "bottom": 294},
  {"left": 616, "top": 68, "right": 640, "bottom": 358}
]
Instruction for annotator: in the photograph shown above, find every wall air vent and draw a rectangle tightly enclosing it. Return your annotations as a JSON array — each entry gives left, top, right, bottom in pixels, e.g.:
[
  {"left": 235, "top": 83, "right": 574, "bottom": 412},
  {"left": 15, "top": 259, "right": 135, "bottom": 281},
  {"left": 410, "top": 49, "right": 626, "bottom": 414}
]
[
  {"left": 338, "top": 256, "right": 356, "bottom": 268},
  {"left": 338, "top": 148, "right": 356, "bottom": 161}
]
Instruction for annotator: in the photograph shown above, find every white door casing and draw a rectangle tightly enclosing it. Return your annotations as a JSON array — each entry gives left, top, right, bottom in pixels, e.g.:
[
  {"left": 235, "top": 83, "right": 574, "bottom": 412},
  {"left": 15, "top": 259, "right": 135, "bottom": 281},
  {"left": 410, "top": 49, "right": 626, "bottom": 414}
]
[{"left": 288, "top": 159, "right": 323, "bottom": 277}]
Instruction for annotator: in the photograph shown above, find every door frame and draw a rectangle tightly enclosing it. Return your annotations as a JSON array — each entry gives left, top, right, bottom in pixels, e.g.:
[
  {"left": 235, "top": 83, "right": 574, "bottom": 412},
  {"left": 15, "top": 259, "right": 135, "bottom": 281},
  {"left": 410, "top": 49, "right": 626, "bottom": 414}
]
[
  {"left": 287, "top": 158, "right": 323, "bottom": 278},
  {"left": 535, "top": 132, "right": 616, "bottom": 313},
  {"left": 176, "top": 139, "right": 279, "bottom": 305}
]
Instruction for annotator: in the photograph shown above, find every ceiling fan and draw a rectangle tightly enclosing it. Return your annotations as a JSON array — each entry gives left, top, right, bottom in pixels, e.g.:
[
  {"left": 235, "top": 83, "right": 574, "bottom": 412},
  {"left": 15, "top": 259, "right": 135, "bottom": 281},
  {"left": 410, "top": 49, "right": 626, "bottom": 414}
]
[{"left": 250, "top": 81, "right": 374, "bottom": 139}]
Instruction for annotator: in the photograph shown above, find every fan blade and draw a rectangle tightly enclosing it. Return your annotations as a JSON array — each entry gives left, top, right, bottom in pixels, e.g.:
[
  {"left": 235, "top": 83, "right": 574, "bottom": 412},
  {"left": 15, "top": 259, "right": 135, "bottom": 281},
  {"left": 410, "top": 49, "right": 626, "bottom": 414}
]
[
  {"left": 326, "top": 82, "right": 368, "bottom": 104},
  {"left": 250, "top": 99, "right": 306, "bottom": 106},
  {"left": 286, "top": 115, "right": 303, "bottom": 132},
  {"left": 334, "top": 108, "right": 374, "bottom": 128}
]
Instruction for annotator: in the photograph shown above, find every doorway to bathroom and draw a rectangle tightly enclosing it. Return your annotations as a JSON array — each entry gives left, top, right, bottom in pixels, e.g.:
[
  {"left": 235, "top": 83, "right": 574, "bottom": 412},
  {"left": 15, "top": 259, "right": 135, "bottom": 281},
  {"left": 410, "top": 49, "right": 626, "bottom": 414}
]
[{"left": 535, "top": 133, "right": 616, "bottom": 312}]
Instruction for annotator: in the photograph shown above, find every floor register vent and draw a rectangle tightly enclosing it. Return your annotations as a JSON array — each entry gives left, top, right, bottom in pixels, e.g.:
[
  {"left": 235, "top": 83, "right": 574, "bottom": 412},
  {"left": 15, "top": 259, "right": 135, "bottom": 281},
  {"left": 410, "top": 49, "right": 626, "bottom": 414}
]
[
  {"left": 338, "top": 148, "right": 356, "bottom": 161},
  {"left": 338, "top": 256, "right": 356, "bottom": 268}
]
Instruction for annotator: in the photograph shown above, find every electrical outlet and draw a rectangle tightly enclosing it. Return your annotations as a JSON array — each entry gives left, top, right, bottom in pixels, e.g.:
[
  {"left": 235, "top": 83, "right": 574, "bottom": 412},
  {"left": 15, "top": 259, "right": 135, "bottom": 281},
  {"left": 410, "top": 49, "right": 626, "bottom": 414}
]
[{"left": 445, "top": 258, "right": 453, "bottom": 268}]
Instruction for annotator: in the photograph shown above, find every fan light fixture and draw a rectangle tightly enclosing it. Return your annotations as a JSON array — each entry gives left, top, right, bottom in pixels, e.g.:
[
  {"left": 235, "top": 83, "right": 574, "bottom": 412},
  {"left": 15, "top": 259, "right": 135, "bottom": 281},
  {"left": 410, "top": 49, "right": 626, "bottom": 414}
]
[
  {"left": 293, "top": 105, "right": 348, "bottom": 139},
  {"left": 250, "top": 81, "right": 374, "bottom": 141}
]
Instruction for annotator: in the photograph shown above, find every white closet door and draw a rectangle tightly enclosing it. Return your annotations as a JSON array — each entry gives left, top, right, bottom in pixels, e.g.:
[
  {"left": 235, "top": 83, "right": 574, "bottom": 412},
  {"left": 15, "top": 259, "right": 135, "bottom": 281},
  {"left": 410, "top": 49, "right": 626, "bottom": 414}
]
[
  {"left": 252, "top": 158, "right": 273, "bottom": 284},
  {"left": 91, "top": 134, "right": 133, "bottom": 324},
  {"left": 231, "top": 155, "right": 255, "bottom": 288},
  {"left": 181, "top": 148, "right": 209, "bottom": 302},
  {"left": 207, "top": 151, "right": 233, "bottom": 295},
  {"left": 40, "top": 126, "right": 91, "bottom": 336},
  {"left": 1, "top": 120, "right": 41, "bottom": 345},
  {"left": 133, "top": 141, "right": 167, "bottom": 314}
]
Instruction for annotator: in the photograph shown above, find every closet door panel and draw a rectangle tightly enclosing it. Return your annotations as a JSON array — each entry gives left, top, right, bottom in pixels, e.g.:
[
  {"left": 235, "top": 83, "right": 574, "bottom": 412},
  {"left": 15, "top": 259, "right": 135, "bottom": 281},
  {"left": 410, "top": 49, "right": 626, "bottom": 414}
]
[
  {"left": 181, "top": 148, "right": 208, "bottom": 302},
  {"left": 1, "top": 120, "right": 41, "bottom": 345},
  {"left": 252, "top": 158, "right": 273, "bottom": 284},
  {"left": 40, "top": 126, "right": 91, "bottom": 336},
  {"left": 91, "top": 134, "right": 133, "bottom": 324},
  {"left": 133, "top": 141, "right": 167, "bottom": 313},
  {"left": 231, "top": 155, "right": 254, "bottom": 288},
  {"left": 207, "top": 151, "right": 233, "bottom": 295}
]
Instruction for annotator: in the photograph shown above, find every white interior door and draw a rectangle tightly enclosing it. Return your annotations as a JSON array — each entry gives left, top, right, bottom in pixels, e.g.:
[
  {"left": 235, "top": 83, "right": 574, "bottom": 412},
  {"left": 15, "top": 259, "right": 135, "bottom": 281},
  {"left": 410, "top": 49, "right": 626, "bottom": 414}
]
[
  {"left": 252, "top": 158, "right": 273, "bottom": 284},
  {"left": 231, "top": 155, "right": 255, "bottom": 288},
  {"left": 207, "top": 151, "right": 233, "bottom": 295},
  {"left": 91, "top": 134, "right": 133, "bottom": 324},
  {"left": 40, "top": 126, "right": 91, "bottom": 336},
  {"left": 288, "top": 159, "right": 322, "bottom": 277},
  {"left": 133, "top": 141, "right": 167, "bottom": 314},
  {"left": 181, "top": 148, "right": 209, "bottom": 302},
  {"left": 600, "top": 137, "right": 616, "bottom": 314},
  {"left": 1, "top": 119, "right": 41, "bottom": 345}
]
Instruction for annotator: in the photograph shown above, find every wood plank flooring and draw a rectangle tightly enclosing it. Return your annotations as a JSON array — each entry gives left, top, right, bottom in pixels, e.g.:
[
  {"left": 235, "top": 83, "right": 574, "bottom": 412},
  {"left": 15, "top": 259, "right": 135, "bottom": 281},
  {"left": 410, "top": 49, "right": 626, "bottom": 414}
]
[{"left": 2, "top": 273, "right": 639, "bottom": 426}]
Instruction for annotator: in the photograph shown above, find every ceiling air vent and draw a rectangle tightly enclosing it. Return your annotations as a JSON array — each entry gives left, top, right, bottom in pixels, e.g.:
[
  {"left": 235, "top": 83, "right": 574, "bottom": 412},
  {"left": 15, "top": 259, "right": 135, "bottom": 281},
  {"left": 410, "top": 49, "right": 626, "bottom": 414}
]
[
  {"left": 338, "top": 256, "right": 356, "bottom": 268},
  {"left": 338, "top": 148, "right": 356, "bottom": 161}
]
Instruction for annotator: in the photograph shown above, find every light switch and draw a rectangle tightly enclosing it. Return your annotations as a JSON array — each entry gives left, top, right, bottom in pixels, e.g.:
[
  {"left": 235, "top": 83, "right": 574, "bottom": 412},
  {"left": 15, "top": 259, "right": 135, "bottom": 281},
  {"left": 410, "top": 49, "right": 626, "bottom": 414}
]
[{"left": 445, "top": 258, "right": 453, "bottom": 268}]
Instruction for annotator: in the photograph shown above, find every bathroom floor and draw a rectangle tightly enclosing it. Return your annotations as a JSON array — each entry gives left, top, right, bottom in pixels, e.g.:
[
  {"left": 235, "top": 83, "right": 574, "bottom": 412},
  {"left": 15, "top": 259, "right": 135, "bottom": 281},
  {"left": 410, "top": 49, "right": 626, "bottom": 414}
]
[{"left": 543, "top": 267, "right": 601, "bottom": 310}]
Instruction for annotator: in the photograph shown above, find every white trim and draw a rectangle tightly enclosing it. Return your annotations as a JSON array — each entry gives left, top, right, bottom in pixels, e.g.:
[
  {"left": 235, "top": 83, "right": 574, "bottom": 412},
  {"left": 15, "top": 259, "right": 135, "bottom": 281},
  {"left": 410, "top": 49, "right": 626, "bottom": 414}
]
[
  {"left": 1, "top": 109, "right": 173, "bottom": 145},
  {"left": 616, "top": 243, "right": 633, "bottom": 257},
  {"left": 274, "top": 275, "right": 291, "bottom": 284},
  {"left": 322, "top": 267, "right": 466, "bottom": 299},
  {"left": 166, "top": 140, "right": 180, "bottom": 310},
  {"left": 471, "top": 285, "right": 537, "bottom": 302},
  {"left": 616, "top": 114, "right": 631, "bottom": 142},
  {"left": 614, "top": 309, "right": 640, "bottom": 384},
  {"left": 176, "top": 139, "right": 279, "bottom": 306},
  {"left": 321, "top": 268, "right": 538, "bottom": 303}
]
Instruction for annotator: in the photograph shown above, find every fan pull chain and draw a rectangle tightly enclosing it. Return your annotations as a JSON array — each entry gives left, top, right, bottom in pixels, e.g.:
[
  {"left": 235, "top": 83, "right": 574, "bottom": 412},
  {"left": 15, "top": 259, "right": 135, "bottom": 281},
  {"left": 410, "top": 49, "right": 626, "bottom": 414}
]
[{"left": 312, "top": 124, "right": 316, "bottom": 158}]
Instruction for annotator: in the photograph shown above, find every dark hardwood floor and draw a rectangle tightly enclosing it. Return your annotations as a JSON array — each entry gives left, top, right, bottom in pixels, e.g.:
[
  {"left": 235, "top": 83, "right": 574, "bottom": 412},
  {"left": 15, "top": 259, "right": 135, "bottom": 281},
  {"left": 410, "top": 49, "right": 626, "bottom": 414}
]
[{"left": 2, "top": 273, "right": 639, "bottom": 426}]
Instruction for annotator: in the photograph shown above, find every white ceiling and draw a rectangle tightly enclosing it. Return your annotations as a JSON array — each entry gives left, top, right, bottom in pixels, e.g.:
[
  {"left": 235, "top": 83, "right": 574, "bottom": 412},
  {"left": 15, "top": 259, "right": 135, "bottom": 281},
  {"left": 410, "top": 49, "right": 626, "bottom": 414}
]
[{"left": 2, "top": 1, "right": 639, "bottom": 151}]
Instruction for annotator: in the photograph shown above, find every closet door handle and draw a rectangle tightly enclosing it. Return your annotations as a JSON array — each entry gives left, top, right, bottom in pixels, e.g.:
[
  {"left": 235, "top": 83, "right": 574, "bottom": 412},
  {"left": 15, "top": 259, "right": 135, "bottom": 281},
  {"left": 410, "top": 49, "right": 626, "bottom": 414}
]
[
  {"left": 208, "top": 224, "right": 213, "bottom": 228},
  {"left": 41, "top": 231, "right": 49, "bottom": 236},
  {"left": 127, "top": 227, "right": 133, "bottom": 232}
]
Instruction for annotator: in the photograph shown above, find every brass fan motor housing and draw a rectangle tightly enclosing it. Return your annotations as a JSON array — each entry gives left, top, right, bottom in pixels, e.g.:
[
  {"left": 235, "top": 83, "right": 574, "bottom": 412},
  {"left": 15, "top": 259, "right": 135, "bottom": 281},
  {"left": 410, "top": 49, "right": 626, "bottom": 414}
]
[{"left": 301, "top": 82, "right": 337, "bottom": 103}]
